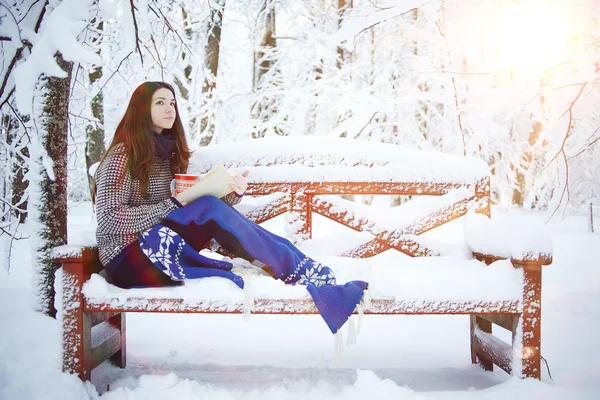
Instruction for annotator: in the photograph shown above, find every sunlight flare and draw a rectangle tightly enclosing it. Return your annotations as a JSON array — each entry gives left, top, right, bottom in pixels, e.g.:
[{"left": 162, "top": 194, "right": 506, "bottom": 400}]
[{"left": 494, "top": 1, "right": 577, "bottom": 70}]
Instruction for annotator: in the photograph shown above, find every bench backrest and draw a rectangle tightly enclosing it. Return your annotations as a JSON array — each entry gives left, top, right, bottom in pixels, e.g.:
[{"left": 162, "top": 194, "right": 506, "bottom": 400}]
[
  {"left": 190, "top": 137, "right": 491, "bottom": 259},
  {"left": 241, "top": 178, "right": 489, "bottom": 258}
]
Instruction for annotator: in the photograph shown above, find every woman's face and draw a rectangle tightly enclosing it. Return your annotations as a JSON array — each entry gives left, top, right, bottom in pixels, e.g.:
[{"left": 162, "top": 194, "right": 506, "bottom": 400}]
[{"left": 150, "top": 88, "right": 176, "bottom": 133}]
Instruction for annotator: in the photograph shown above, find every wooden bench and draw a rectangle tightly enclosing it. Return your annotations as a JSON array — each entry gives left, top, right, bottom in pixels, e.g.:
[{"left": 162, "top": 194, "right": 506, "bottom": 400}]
[{"left": 53, "top": 138, "right": 552, "bottom": 382}]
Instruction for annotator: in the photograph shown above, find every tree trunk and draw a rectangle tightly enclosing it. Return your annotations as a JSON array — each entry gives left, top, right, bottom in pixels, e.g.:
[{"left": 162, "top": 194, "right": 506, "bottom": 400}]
[
  {"left": 336, "top": 0, "right": 353, "bottom": 69},
  {"left": 85, "top": 21, "right": 105, "bottom": 196},
  {"left": 199, "top": 0, "right": 225, "bottom": 147},
  {"left": 85, "top": 67, "right": 105, "bottom": 195},
  {"left": 512, "top": 120, "right": 542, "bottom": 206},
  {"left": 252, "top": 0, "right": 278, "bottom": 137},
  {"left": 253, "top": 1, "right": 276, "bottom": 90},
  {"left": 30, "top": 53, "right": 72, "bottom": 318},
  {"left": 590, "top": 202, "right": 595, "bottom": 233}
]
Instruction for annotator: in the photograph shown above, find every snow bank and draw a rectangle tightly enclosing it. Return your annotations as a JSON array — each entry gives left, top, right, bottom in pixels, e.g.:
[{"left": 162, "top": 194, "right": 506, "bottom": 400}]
[
  {"left": 3, "top": 201, "right": 600, "bottom": 399},
  {"left": 0, "top": 291, "right": 95, "bottom": 400}
]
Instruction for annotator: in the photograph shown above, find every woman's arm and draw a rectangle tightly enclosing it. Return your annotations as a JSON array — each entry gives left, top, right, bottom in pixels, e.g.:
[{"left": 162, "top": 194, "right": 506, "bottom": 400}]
[
  {"left": 221, "top": 169, "right": 249, "bottom": 206},
  {"left": 95, "top": 146, "right": 180, "bottom": 235}
]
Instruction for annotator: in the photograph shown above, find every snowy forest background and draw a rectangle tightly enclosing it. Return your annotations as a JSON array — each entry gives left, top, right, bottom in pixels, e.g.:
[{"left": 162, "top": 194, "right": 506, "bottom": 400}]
[{"left": 0, "top": 0, "right": 599, "bottom": 315}]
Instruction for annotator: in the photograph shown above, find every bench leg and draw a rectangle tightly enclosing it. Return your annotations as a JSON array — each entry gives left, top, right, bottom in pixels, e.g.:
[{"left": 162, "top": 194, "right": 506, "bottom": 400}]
[
  {"left": 108, "top": 313, "right": 126, "bottom": 368},
  {"left": 515, "top": 266, "right": 542, "bottom": 379},
  {"left": 62, "top": 268, "right": 92, "bottom": 381},
  {"left": 470, "top": 314, "right": 493, "bottom": 371}
]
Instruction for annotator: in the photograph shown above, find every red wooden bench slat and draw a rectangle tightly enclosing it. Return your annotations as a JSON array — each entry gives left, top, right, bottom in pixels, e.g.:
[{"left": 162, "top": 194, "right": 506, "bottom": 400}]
[{"left": 82, "top": 297, "right": 521, "bottom": 314}]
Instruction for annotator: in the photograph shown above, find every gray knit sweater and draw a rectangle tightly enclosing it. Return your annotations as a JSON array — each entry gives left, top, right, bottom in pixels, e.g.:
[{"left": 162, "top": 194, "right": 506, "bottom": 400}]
[{"left": 95, "top": 143, "right": 241, "bottom": 267}]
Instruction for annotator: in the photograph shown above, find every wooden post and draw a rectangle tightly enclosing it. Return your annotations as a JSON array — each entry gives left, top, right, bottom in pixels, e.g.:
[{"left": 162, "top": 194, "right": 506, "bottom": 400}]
[
  {"left": 58, "top": 250, "right": 93, "bottom": 380},
  {"left": 471, "top": 252, "right": 550, "bottom": 379},
  {"left": 470, "top": 315, "right": 494, "bottom": 371},
  {"left": 288, "top": 190, "right": 311, "bottom": 243},
  {"left": 475, "top": 176, "right": 491, "bottom": 217},
  {"left": 108, "top": 313, "right": 126, "bottom": 368},
  {"left": 471, "top": 250, "right": 494, "bottom": 372},
  {"left": 54, "top": 247, "right": 103, "bottom": 381},
  {"left": 515, "top": 261, "right": 543, "bottom": 379}
]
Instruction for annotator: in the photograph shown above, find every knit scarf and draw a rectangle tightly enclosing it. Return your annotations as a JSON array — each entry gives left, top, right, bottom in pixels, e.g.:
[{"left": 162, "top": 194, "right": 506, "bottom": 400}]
[{"left": 154, "top": 131, "right": 176, "bottom": 160}]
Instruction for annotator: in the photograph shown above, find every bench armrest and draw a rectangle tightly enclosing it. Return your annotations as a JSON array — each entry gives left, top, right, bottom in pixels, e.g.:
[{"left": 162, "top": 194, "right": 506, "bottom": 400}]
[
  {"left": 465, "top": 213, "right": 553, "bottom": 270},
  {"left": 51, "top": 245, "right": 103, "bottom": 278},
  {"left": 472, "top": 251, "right": 552, "bottom": 271}
]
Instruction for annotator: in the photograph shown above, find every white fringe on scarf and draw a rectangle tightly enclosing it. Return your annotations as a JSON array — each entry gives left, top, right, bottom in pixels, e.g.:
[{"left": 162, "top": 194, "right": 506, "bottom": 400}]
[
  {"left": 346, "top": 316, "right": 357, "bottom": 346},
  {"left": 334, "top": 330, "right": 344, "bottom": 364},
  {"left": 242, "top": 280, "right": 254, "bottom": 321},
  {"left": 333, "top": 286, "right": 372, "bottom": 364}
]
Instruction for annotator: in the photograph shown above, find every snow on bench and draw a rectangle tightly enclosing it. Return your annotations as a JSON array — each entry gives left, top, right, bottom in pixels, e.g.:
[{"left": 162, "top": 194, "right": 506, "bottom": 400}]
[
  {"left": 188, "top": 136, "right": 489, "bottom": 185},
  {"left": 77, "top": 253, "right": 523, "bottom": 314},
  {"left": 53, "top": 137, "right": 552, "bottom": 384},
  {"left": 465, "top": 213, "right": 553, "bottom": 261},
  {"left": 311, "top": 188, "right": 476, "bottom": 257}
]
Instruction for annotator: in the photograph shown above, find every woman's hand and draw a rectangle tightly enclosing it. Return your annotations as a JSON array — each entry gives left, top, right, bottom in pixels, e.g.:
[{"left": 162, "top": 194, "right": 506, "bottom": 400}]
[
  {"left": 230, "top": 170, "right": 250, "bottom": 196},
  {"left": 171, "top": 179, "right": 188, "bottom": 206}
]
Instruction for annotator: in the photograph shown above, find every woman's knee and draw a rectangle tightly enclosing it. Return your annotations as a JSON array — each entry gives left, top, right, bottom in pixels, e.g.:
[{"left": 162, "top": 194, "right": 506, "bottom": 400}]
[
  {"left": 168, "top": 195, "right": 228, "bottom": 224},
  {"left": 191, "top": 195, "right": 224, "bottom": 208}
]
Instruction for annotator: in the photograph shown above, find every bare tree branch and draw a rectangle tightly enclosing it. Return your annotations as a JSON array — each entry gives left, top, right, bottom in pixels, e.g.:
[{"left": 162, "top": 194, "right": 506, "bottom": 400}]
[
  {"left": 436, "top": 1, "right": 466, "bottom": 156},
  {"left": 545, "top": 82, "right": 588, "bottom": 167},
  {"left": 568, "top": 125, "right": 600, "bottom": 159},
  {"left": 548, "top": 149, "right": 570, "bottom": 220},
  {"left": 352, "top": 112, "right": 379, "bottom": 139},
  {"left": 0, "top": 0, "right": 48, "bottom": 105},
  {"left": 149, "top": 3, "right": 193, "bottom": 55},
  {"left": 129, "top": 0, "right": 144, "bottom": 64}
]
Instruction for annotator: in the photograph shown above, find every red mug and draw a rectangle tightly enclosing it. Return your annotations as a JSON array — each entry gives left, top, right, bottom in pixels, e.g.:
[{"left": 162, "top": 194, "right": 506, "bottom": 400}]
[{"left": 173, "top": 174, "right": 199, "bottom": 196}]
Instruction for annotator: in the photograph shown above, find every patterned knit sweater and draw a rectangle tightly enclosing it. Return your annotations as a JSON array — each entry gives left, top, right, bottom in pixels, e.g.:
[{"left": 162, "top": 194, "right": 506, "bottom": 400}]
[{"left": 95, "top": 142, "right": 241, "bottom": 267}]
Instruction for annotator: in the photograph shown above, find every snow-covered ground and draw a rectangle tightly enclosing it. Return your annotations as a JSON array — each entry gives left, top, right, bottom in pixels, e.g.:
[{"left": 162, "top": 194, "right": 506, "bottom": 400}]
[{"left": 1, "top": 201, "right": 599, "bottom": 400}]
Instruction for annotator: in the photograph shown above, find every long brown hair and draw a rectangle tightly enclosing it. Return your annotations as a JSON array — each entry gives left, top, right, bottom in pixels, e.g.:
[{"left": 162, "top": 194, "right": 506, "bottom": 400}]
[{"left": 100, "top": 81, "right": 192, "bottom": 198}]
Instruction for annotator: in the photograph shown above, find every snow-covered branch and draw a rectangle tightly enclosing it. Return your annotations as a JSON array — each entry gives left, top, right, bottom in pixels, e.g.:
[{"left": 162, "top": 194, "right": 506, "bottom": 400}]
[
  {"left": 13, "top": 0, "right": 102, "bottom": 116},
  {"left": 331, "top": 0, "right": 437, "bottom": 52}
]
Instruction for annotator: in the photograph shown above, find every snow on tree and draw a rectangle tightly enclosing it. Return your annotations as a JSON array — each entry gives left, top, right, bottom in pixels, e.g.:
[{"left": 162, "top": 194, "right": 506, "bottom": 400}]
[{"left": 1, "top": 0, "right": 102, "bottom": 316}]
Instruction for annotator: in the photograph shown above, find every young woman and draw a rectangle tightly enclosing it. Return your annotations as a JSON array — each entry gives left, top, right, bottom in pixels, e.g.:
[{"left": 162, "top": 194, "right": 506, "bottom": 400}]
[{"left": 94, "top": 81, "right": 368, "bottom": 334}]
